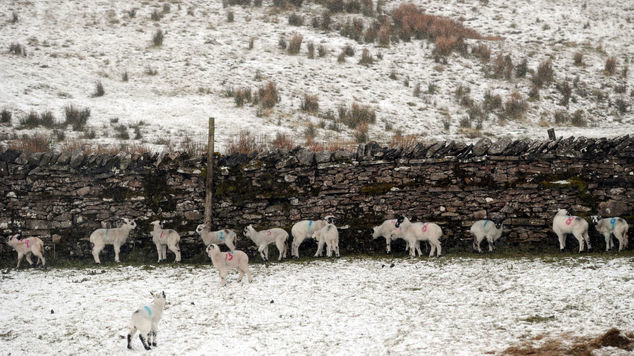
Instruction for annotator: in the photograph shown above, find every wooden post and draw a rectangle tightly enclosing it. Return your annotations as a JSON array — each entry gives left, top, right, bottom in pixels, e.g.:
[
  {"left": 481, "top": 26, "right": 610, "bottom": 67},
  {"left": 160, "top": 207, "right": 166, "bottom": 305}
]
[
  {"left": 204, "top": 117, "right": 215, "bottom": 228},
  {"left": 547, "top": 128, "right": 556, "bottom": 140}
]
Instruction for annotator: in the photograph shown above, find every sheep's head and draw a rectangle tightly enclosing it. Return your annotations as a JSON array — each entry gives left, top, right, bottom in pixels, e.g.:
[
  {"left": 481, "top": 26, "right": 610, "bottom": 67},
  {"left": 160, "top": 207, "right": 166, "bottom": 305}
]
[
  {"left": 123, "top": 218, "right": 137, "bottom": 229},
  {"left": 150, "top": 220, "right": 161, "bottom": 229},
  {"left": 151, "top": 291, "right": 166, "bottom": 306},
  {"left": 371, "top": 226, "right": 380, "bottom": 239},
  {"left": 243, "top": 225, "right": 255, "bottom": 237},
  {"left": 395, "top": 215, "right": 406, "bottom": 228},
  {"left": 324, "top": 215, "right": 336, "bottom": 225},
  {"left": 590, "top": 215, "right": 602, "bottom": 225},
  {"left": 493, "top": 218, "right": 504, "bottom": 230},
  {"left": 206, "top": 244, "right": 220, "bottom": 257},
  {"left": 225, "top": 229, "right": 238, "bottom": 240},
  {"left": 195, "top": 224, "right": 206, "bottom": 234},
  {"left": 7, "top": 234, "right": 19, "bottom": 245}
]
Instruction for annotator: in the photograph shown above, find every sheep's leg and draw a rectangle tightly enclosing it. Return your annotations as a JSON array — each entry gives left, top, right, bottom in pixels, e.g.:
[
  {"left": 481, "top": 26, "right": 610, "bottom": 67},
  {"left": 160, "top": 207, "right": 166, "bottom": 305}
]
[
  {"left": 603, "top": 232, "right": 611, "bottom": 251},
  {"left": 168, "top": 243, "right": 180, "bottom": 262},
  {"left": 34, "top": 249, "right": 45, "bottom": 267},
  {"left": 555, "top": 231, "right": 566, "bottom": 252},
  {"left": 275, "top": 239, "right": 286, "bottom": 261},
  {"left": 314, "top": 239, "right": 325, "bottom": 257},
  {"left": 326, "top": 241, "right": 332, "bottom": 257},
  {"left": 25, "top": 253, "right": 34, "bottom": 266},
  {"left": 220, "top": 269, "right": 227, "bottom": 287},
  {"left": 237, "top": 268, "right": 245, "bottom": 282},
  {"left": 435, "top": 241, "right": 442, "bottom": 257},
  {"left": 114, "top": 243, "right": 122, "bottom": 263},
  {"left": 385, "top": 237, "right": 391, "bottom": 254},
  {"left": 139, "top": 334, "right": 151, "bottom": 350},
  {"left": 583, "top": 231, "right": 591, "bottom": 251},
  {"left": 92, "top": 243, "right": 104, "bottom": 264},
  {"left": 428, "top": 242, "right": 436, "bottom": 258},
  {"left": 155, "top": 243, "right": 162, "bottom": 263},
  {"left": 16, "top": 252, "right": 24, "bottom": 268},
  {"left": 335, "top": 242, "right": 340, "bottom": 257},
  {"left": 291, "top": 237, "right": 302, "bottom": 258},
  {"left": 127, "top": 326, "right": 137, "bottom": 349},
  {"left": 150, "top": 324, "right": 158, "bottom": 347},
  {"left": 415, "top": 241, "right": 423, "bottom": 257},
  {"left": 487, "top": 236, "right": 495, "bottom": 252},
  {"left": 572, "top": 232, "right": 585, "bottom": 253},
  {"left": 257, "top": 245, "right": 268, "bottom": 261},
  {"left": 246, "top": 267, "right": 253, "bottom": 283}
]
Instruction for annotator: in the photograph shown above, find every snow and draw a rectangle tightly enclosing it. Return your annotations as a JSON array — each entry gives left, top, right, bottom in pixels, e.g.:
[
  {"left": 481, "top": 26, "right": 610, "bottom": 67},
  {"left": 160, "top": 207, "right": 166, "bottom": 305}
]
[
  {"left": 1, "top": 0, "right": 632, "bottom": 152},
  {"left": 1, "top": 256, "right": 633, "bottom": 355}
]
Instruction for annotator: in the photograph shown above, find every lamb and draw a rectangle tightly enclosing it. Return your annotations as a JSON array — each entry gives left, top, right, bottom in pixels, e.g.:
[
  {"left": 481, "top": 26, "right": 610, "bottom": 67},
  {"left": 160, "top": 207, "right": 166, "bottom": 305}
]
[
  {"left": 196, "top": 224, "right": 237, "bottom": 250},
  {"left": 394, "top": 216, "right": 443, "bottom": 257},
  {"left": 312, "top": 224, "right": 340, "bottom": 258},
  {"left": 552, "top": 209, "right": 591, "bottom": 252},
  {"left": 6, "top": 234, "right": 46, "bottom": 268},
  {"left": 591, "top": 216, "right": 629, "bottom": 252},
  {"left": 290, "top": 216, "right": 333, "bottom": 258},
  {"left": 206, "top": 244, "right": 252, "bottom": 286},
  {"left": 470, "top": 219, "right": 504, "bottom": 253},
  {"left": 150, "top": 220, "right": 181, "bottom": 263},
  {"left": 127, "top": 291, "right": 166, "bottom": 351},
  {"left": 243, "top": 225, "right": 289, "bottom": 261},
  {"left": 372, "top": 219, "right": 408, "bottom": 254},
  {"left": 89, "top": 218, "right": 136, "bottom": 264}
]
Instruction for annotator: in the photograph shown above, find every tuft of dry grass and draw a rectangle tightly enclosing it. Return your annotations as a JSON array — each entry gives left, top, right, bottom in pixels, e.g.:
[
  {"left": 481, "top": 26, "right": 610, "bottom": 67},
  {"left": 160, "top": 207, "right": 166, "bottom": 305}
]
[
  {"left": 224, "top": 130, "right": 265, "bottom": 155},
  {"left": 605, "top": 56, "right": 617, "bottom": 75},
  {"left": 301, "top": 94, "right": 319, "bottom": 113},
  {"left": 288, "top": 33, "right": 303, "bottom": 55},
  {"left": 8, "top": 134, "right": 51, "bottom": 153},
  {"left": 258, "top": 81, "right": 279, "bottom": 109},
  {"left": 532, "top": 58, "right": 554, "bottom": 88}
]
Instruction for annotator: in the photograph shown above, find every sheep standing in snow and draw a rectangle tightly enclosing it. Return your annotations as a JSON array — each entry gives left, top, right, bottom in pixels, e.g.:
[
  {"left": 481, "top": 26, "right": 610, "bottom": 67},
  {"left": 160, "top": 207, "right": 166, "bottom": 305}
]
[
  {"left": 290, "top": 216, "right": 333, "bottom": 258},
  {"left": 395, "top": 216, "right": 443, "bottom": 257},
  {"left": 243, "top": 225, "right": 288, "bottom": 261},
  {"left": 312, "top": 223, "right": 340, "bottom": 258},
  {"left": 127, "top": 291, "right": 166, "bottom": 351},
  {"left": 372, "top": 219, "right": 409, "bottom": 254},
  {"left": 470, "top": 219, "right": 504, "bottom": 253},
  {"left": 553, "top": 209, "right": 590, "bottom": 252},
  {"left": 89, "top": 218, "right": 136, "bottom": 263},
  {"left": 150, "top": 220, "right": 181, "bottom": 263},
  {"left": 6, "top": 234, "right": 46, "bottom": 268},
  {"left": 206, "top": 244, "right": 252, "bottom": 286},
  {"left": 196, "top": 224, "right": 238, "bottom": 250},
  {"left": 591, "top": 216, "right": 629, "bottom": 252}
]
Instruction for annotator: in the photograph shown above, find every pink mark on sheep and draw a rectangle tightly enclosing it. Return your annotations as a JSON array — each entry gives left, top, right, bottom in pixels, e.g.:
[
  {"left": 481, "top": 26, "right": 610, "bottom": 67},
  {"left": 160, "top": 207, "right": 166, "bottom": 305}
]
[
  {"left": 226, "top": 252, "right": 234, "bottom": 261},
  {"left": 565, "top": 217, "right": 574, "bottom": 225},
  {"left": 422, "top": 223, "right": 428, "bottom": 233}
]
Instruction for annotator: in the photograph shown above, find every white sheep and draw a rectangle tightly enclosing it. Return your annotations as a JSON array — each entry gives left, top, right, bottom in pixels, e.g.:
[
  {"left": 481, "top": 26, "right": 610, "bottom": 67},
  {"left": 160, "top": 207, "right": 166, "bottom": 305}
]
[
  {"left": 196, "top": 224, "right": 238, "bottom": 250},
  {"left": 394, "top": 216, "right": 443, "bottom": 257},
  {"left": 470, "top": 219, "right": 504, "bottom": 253},
  {"left": 150, "top": 220, "right": 181, "bottom": 263},
  {"left": 127, "top": 291, "right": 166, "bottom": 351},
  {"left": 6, "top": 234, "right": 46, "bottom": 268},
  {"left": 311, "top": 224, "right": 340, "bottom": 257},
  {"left": 89, "top": 218, "right": 137, "bottom": 264},
  {"left": 372, "top": 219, "right": 410, "bottom": 254},
  {"left": 290, "top": 216, "right": 333, "bottom": 258},
  {"left": 206, "top": 244, "right": 252, "bottom": 286},
  {"left": 553, "top": 209, "right": 590, "bottom": 252},
  {"left": 591, "top": 216, "right": 629, "bottom": 252},
  {"left": 243, "top": 225, "right": 288, "bottom": 262}
]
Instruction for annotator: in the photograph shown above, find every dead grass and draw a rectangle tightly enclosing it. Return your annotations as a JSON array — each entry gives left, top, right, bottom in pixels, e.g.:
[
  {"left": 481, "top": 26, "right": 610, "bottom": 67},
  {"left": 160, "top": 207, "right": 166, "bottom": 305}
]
[{"left": 502, "top": 328, "right": 634, "bottom": 356}]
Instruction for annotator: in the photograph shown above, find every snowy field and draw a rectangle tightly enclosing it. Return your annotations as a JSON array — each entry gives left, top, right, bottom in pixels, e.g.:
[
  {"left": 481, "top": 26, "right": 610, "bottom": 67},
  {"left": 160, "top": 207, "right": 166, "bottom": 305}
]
[
  {"left": 1, "top": 0, "right": 632, "bottom": 151},
  {"left": 1, "top": 256, "right": 633, "bottom": 355}
]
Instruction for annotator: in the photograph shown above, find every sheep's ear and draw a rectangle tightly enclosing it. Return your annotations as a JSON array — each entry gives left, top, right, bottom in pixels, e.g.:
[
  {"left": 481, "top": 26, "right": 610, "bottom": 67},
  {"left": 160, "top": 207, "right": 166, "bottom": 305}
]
[{"left": 162, "top": 291, "right": 166, "bottom": 299}]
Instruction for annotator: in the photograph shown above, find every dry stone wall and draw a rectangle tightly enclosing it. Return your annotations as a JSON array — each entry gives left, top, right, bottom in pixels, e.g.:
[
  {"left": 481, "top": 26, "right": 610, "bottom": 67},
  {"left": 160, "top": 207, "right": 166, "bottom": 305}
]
[{"left": 1, "top": 135, "right": 633, "bottom": 264}]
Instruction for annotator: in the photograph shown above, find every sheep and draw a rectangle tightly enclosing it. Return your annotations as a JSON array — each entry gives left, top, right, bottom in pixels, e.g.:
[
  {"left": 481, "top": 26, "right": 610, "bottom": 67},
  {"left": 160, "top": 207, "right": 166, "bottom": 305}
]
[
  {"left": 243, "top": 225, "right": 288, "bottom": 262},
  {"left": 372, "top": 219, "right": 409, "bottom": 254},
  {"left": 196, "top": 224, "right": 237, "bottom": 250},
  {"left": 470, "top": 219, "right": 504, "bottom": 253},
  {"left": 127, "top": 291, "right": 166, "bottom": 351},
  {"left": 591, "top": 216, "right": 629, "bottom": 252},
  {"left": 394, "top": 216, "right": 443, "bottom": 257},
  {"left": 290, "top": 216, "right": 333, "bottom": 258},
  {"left": 553, "top": 209, "right": 590, "bottom": 252},
  {"left": 206, "top": 244, "right": 252, "bottom": 286},
  {"left": 6, "top": 234, "right": 45, "bottom": 268},
  {"left": 89, "top": 218, "right": 137, "bottom": 264},
  {"left": 150, "top": 220, "right": 181, "bottom": 263},
  {"left": 311, "top": 224, "right": 340, "bottom": 257}
]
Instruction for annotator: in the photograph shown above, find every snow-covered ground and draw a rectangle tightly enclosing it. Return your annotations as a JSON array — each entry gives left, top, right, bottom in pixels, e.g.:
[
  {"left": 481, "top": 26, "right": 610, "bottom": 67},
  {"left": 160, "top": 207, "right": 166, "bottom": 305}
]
[
  {"left": 0, "top": 0, "right": 632, "bottom": 152},
  {"left": 1, "top": 256, "right": 633, "bottom": 355}
]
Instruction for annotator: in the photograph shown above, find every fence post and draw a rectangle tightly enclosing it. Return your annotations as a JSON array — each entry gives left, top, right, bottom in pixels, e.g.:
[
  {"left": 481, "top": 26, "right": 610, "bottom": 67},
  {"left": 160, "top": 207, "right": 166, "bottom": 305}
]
[{"left": 204, "top": 117, "right": 215, "bottom": 228}]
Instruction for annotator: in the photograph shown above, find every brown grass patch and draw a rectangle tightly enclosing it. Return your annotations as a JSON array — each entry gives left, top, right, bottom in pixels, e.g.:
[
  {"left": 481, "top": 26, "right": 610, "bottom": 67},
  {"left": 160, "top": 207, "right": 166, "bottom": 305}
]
[{"left": 502, "top": 328, "right": 634, "bottom": 356}]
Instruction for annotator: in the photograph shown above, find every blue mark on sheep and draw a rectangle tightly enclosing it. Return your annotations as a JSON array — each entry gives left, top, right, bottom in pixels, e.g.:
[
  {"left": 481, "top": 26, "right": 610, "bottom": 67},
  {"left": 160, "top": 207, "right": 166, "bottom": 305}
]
[
  {"left": 483, "top": 220, "right": 489, "bottom": 228},
  {"left": 143, "top": 306, "right": 152, "bottom": 317},
  {"left": 610, "top": 218, "right": 616, "bottom": 231},
  {"left": 308, "top": 220, "right": 313, "bottom": 231},
  {"left": 218, "top": 231, "right": 225, "bottom": 240}
]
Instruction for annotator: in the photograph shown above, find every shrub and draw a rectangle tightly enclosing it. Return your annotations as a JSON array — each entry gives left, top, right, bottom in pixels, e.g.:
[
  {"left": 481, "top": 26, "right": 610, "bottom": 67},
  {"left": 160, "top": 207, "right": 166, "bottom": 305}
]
[
  {"left": 234, "top": 87, "right": 252, "bottom": 107},
  {"left": 304, "top": 122, "right": 317, "bottom": 141},
  {"left": 557, "top": 81, "right": 572, "bottom": 107},
  {"left": 249, "top": 37, "right": 255, "bottom": 50},
  {"left": 472, "top": 43, "right": 491, "bottom": 61},
  {"left": 258, "top": 81, "right": 279, "bottom": 109},
  {"left": 573, "top": 52, "right": 583, "bottom": 66},
  {"left": 127, "top": 9, "right": 136, "bottom": 18},
  {"left": 483, "top": 91, "right": 502, "bottom": 112},
  {"left": 94, "top": 81, "right": 105, "bottom": 97},
  {"left": 554, "top": 110, "right": 569, "bottom": 124},
  {"left": 615, "top": 98, "right": 628, "bottom": 114},
  {"left": 162, "top": 3, "right": 171, "bottom": 13},
  {"left": 288, "top": 33, "right": 303, "bottom": 55},
  {"left": 254, "top": 0, "right": 262, "bottom": 6},
  {"left": 288, "top": 13, "right": 303, "bottom": 26},
  {"left": 225, "top": 130, "right": 262, "bottom": 155},
  {"left": 1, "top": 109, "right": 11, "bottom": 124},
  {"left": 40, "top": 111, "right": 56, "bottom": 128},
  {"left": 492, "top": 54, "right": 513, "bottom": 80},
  {"left": 64, "top": 105, "right": 91, "bottom": 131},
  {"left": 9, "top": 43, "right": 26, "bottom": 56},
  {"left": 344, "top": 45, "right": 355, "bottom": 56},
  {"left": 364, "top": 25, "right": 377, "bottom": 43},
  {"left": 152, "top": 29, "right": 164, "bottom": 47},
  {"left": 145, "top": 66, "right": 158, "bottom": 75},
  {"left": 354, "top": 122, "right": 369, "bottom": 143},
  {"left": 115, "top": 124, "right": 129, "bottom": 139},
  {"left": 83, "top": 129, "right": 97, "bottom": 139},
  {"left": 19, "top": 112, "right": 41, "bottom": 129},
  {"left": 504, "top": 92, "right": 528, "bottom": 120},
  {"left": 570, "top": 110, "right": 586, "bottom": 127},
  {"left": 9, "top": 134, "right": 50, "bottom": 153},
  {"left": 340, "top": 18, "right": 364, "bottom": 42},
  {"left": 227, "top": 10, "right": 234, "bottom": 22},
  {"left": 532, "top": 59, "right": 554, "bottom": 88},
  {"left": 459, "top": 116, "right": 471, "bottom": 128},
  {"left": 359, "top": 48, "right": 373, "bottom": 66},
  {"left": 272, "top": 132, "right": 295, "bottom": 149},
  {"left": 327, "top": 0, "right": 345, "bottom": 13},
  {"left": 428, "top": 83, "right": 437, "bottom": 94},
  {"left": 339, "top": 102, "right": 376, "bottom": 128},
  {"left": 307, "top": 42, "right": 315, "bottom": 58},
  {"left": 318, "top": 45, "right": 327, "bottom": 57},
  {"left": 377, "top": 22, "right": 391, "bottom": 47},
  {"left": 413, "top": 83, "right": 421, "bottom": 97},
  {"left": 301, "top": 94, "right": 319, "bottom": 113},
  {"left": 11, "top": 11, "right": 18, "bottom": 23},
  {"left": 122, "top": 71, "right": 129, "bottom": 82},
  {"left": 337, "top": 50, "right": 346, "bottom": 63},
  {"left": 321, "top": 11, "right": 331, "bottom": 30},
  {"left": 150, "top": 9, "right": 162, "bottom": 21},
  {"left": 278, "top": 36, "right": 287, "bottom": 50},
  {"left": 515, "top": 58, "right": 528, "bottom": 78},
  {"left": 434, "top": 36, "right": 461, "bottom": 56},
  {"left": 605, "top": 56, "right": 616, "bottom": 75}
]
